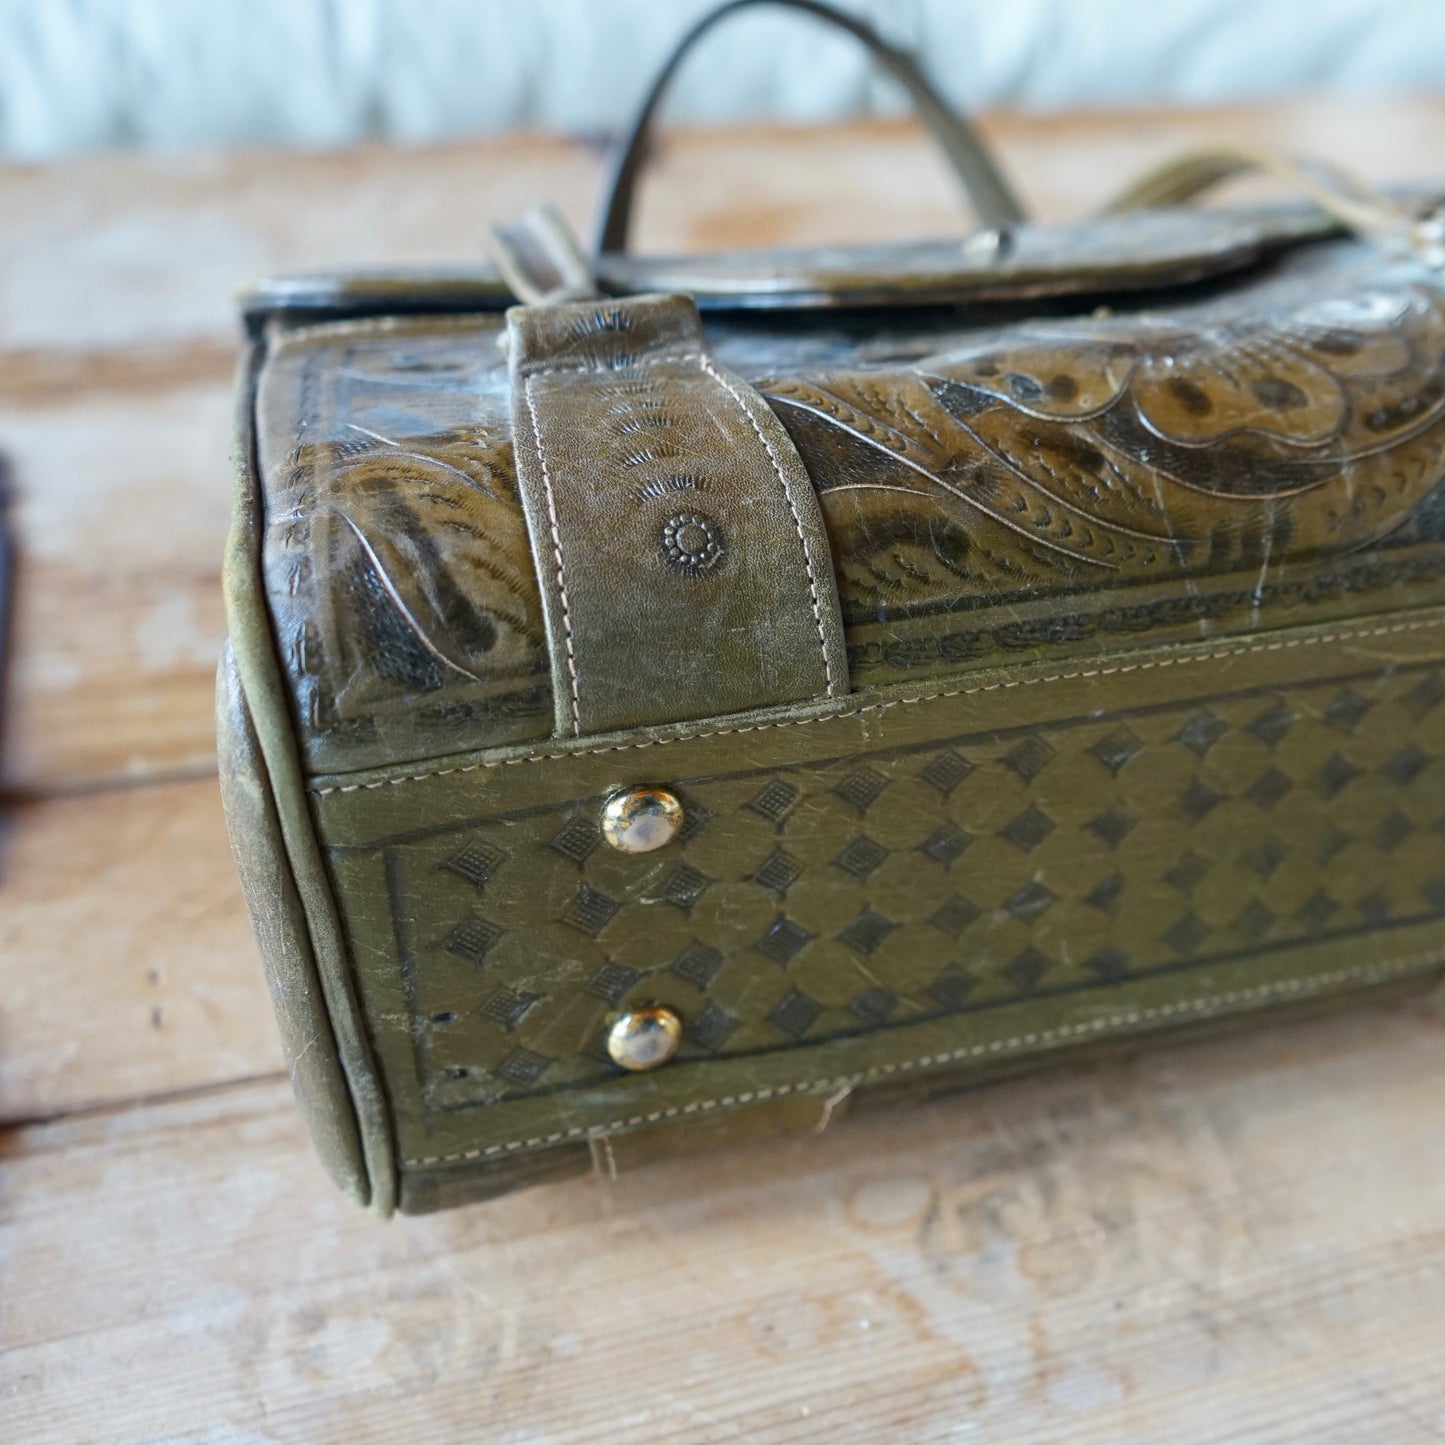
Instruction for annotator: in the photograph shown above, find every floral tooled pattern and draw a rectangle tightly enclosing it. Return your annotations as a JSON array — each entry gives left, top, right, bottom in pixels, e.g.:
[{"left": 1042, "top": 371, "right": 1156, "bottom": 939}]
[{"left": 762, "top": 259, "right": 1445, "bottom": 614}]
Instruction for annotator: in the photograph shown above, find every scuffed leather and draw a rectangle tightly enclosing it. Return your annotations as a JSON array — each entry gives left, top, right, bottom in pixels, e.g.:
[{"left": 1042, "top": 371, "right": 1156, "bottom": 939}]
[{"left": 228, "top": 214, "right": 1445, "bottom": 1210}]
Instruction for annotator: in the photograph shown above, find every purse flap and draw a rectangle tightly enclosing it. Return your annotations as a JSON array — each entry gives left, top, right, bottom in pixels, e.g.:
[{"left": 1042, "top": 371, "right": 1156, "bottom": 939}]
[{"left": 245, "top": 201, "right": 1340, "bottom": 323}]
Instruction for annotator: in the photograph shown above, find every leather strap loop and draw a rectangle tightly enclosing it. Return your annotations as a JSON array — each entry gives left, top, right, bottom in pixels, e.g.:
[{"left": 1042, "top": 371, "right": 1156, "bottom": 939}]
[
  {"left": 506, "top": 291, "right": 848, "bottom": 736},
  {"left": 594, "top": 0, "right": 1026, "bottom": 256}
]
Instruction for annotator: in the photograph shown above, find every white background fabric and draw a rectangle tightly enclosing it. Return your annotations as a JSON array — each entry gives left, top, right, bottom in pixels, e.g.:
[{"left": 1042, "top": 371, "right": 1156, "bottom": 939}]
[{"left": 0, "top": 0, "right": 1441, "bottom": 160}]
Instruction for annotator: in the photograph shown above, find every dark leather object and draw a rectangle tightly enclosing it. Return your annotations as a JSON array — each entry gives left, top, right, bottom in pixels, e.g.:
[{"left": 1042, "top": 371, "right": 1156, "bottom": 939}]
[{"left": 221, "top": 3, "right": 1445, "bottom": 1212}]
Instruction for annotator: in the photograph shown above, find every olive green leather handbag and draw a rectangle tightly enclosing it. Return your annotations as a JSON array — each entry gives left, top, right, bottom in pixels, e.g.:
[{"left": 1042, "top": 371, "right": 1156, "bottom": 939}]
[{"left": 220, "top": 0, "right": 1445, "bottom": 1213}]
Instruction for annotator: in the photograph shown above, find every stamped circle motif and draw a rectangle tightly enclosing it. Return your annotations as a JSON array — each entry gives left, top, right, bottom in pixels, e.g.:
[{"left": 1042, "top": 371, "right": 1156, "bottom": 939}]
[{"left": 661, "top": 512, "right": 726, "bottom": 577}]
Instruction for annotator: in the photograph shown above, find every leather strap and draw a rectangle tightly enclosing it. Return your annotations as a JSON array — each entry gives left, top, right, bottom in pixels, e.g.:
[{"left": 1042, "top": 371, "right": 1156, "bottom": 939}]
[
  {"left": 506, "top": 291, "right": 847, "bottom": 737},
  {"left": 1102, "top": 143, "right": 1445, "bottom": 266},
  {"left": 594, "top": 0, "right": 1026, "bottom": 256},
  {"left": 487, "top": 206, "right": 596, "bottom": 305}
]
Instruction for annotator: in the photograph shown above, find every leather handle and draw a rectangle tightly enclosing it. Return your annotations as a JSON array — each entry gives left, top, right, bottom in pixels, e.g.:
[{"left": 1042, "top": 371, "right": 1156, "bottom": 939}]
[
  {"left": 1101, "top": 143, "right": 1445, "bottom": 266},
  {"left": 594, "top": 0, "right": 1027, "bottom": 256}
]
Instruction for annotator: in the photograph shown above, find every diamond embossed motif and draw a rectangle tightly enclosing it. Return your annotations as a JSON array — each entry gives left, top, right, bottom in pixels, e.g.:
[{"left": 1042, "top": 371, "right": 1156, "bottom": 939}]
[
  {"left": 834, "top": 835, "right": 890, "bottom": 881},
  {"left": 746, "top": 779, "right": 799, "bottom": 823},
  {"left": 1084, "top": 948, "right": 1130, "bottom": 981},
  {"left": 1088, "top": 808, "right": 1137, "bottom": 849},
  {"left": 441, "top": 842, "right": 505, "bottom": 891},
  {"left": 1246, "top": 767, "right": 1293, "bottom": 811},
  {"left": 1296, "top": 890, "right": 1339, "bottom": 931},
  {"left": 548, "top": 815, "right": 599, "bottom": 863},
  {"left": 1006, "top": 878, "right": 1057, "bottom": 922},
  {"left": 1164, "top": 913, "right": 1211, "bottom": 956},
  {"left": 769, "top": 987, "right": 822, "bottom": 1039},
  {"left": 495, "top": 1050, "right": 549, "bottom": 1088},
  {"left": 849, "top": 986, "right": 899, "bottom": 1024},
  {"left": 1325, "top": 687, "right": 1373, "bottom": 734},
  {"left": 1316, "top": 753, "right": 1360, "bottom": 799},
  {"left": 659, "top": 863, "right": 711, "bottom": 912},
  {"left": 1163, "top": 850, "right": 1209, "bottom": 896},
  {"left": 563, "top": 884, "right": 621, "bottom": 937},
  {"left": 919, "top": 750, "right": 972, "bottom": 795},
  {"left": 925, "top": 968, "right": 976, "bottom": 1011},
  {"left": 919, "top": 823, "right": 971, "bottom": 868},
  {"left": 1377, "top": 809, "right": 1415, "bottom": 852},
  {"left": 838, "top": 906, "right": 896, "bottom": 958},
  {"left": 753, "top": 849, "right": 803, "bottom": 895},
  {"left": 1086, "top": 873, "right": 1124, "bottom": 913},
  {"left": 442, "top": 918, "right": 503, "bottom": 966},
  {"left": 1246, "top": 834, "right": 1287, "bottom": 880},
  {"left": 687, "top": 1004, "right": 739, "bottom": 1051},
  {"left": 1004, "top": 736, "right": 1054, "bottom": 781},
  {"left": 1090, "top": 726, "right": 1143, "bottom": 775},
  {"left": 1180, "top": 779, "right": 1224, "bottom": 821},
  {"left": 1000, "top": 805, "right": 1056, "bottom": 853},
  {"left": 1004, "top": 947, "right": 1050, "bottom": 993},
  {"left": 1357, "top": 890, "right": 1391, "bottom": 927},
  {"left": 671, "top": 942, "right": 723, "bottom": 989},
  {"left": 586, "top": 962, "right": 641, "bottom": 1004},
  {"left": 1245, "top": 703, "right": 1296, "bottom": 748},
  {"left": 1234, "top": 900, "right": 1276, "bottom": 941},
  {"left": 483, "top": 988, "right": 543, "bottom": 1031},
  {"left": 758, "top": 916, "right": 814, "bottom": 965},
  {"left": 833, "top": 767, "right": 889, "bottom": 812},
  {"left": 930, "top": 894, "right": 980, "bottom": 937},
  {"left": 1384, "top": 746, "right": 1428, "bottom": 787},
  {"left": 1176, "top": 708, "right": 1227, "bottom": 756}
]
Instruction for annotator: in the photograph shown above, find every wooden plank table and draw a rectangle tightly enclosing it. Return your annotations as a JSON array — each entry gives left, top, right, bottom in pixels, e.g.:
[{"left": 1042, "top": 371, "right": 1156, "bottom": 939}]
[{"left": 3, "top": 101, "right": 1444, "bottom": 1443}]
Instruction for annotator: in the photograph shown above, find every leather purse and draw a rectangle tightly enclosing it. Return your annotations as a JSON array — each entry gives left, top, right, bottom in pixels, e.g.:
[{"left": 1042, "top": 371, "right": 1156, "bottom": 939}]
[{"left": 219, "top": 0, "right": 1445, "bottom": 1213}]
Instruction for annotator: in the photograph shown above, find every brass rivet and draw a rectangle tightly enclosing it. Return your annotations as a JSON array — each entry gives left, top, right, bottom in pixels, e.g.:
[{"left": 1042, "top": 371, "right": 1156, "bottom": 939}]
[
  {"left": 607, "top": 1006, "right": 683, "bottom": 1071},
  {"left": 600, "top": 786, "right": 683, "bottom": 853}
]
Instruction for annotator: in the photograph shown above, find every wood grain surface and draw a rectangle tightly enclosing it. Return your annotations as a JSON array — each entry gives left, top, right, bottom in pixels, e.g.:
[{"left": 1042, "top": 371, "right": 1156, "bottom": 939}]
[{"left": 2, "top": 102, "right": 1443, "bottom": 1443}]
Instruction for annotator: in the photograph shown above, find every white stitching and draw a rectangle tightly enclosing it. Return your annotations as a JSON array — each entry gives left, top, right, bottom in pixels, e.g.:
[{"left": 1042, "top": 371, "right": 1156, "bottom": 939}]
[
  {"left": 697, "top": 352, "right": 837, "bottom": 697},
  {"left": 523, "top": 373, "right": 582, "bottom": 736},
  {"left": 401, "top": 949, "right": 1445, "bottom": 1167},
  {"left": 310, "top": 615, "right": 1445, "bottom": 794}
]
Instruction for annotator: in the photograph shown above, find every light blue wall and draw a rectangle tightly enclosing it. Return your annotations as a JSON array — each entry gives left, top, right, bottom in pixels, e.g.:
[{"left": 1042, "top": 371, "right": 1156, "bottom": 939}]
[{"left": 0, "top": 0, "right": 1440, "bottom": 160}]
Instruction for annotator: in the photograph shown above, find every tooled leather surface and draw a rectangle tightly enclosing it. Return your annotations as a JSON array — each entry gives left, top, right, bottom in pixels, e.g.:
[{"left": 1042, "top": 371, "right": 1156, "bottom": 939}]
[
  {"left": 255, "top": 238, "right": 1445, "bottom": 775},
  {"left": 321, "top": 655, "right": 1445, "bottom": 1123}
]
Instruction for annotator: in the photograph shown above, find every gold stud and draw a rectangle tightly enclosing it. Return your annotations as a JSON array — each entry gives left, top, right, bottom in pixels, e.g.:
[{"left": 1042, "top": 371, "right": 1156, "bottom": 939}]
[
  {"left": 600, "top": 786, "right": 683, "bottom": 854},
  {"left": 607, "top": 1006, "right": 684, "bottom": 1071}
]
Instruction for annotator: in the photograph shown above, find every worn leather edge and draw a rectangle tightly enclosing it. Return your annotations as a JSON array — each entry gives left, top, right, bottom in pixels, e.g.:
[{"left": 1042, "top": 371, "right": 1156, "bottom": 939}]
[
  {"left": 216, "top": 641, "right": 369, "bottom": 1204},
  {"left": 398, "top": 928, "right": 1445, "bottom": 1168},
  {"left": 222, "top": 341, "right": 398, "bottom": 1216},
  {"left": 396, "top": 958, "right": 1445, "bottom": 1212}
]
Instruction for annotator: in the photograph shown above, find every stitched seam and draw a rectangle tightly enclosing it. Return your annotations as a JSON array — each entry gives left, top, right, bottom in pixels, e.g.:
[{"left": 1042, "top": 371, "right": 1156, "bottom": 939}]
[
  {"left": 523, "top": 373, "right": 582, "bottom": 736},
  {"left": 311, "top": 614, "right": 1445, "bottom": 794},
  {"left": 697, "top": 352, "right": 836, "bottom": 697},
  {"left": 401, "top": 948, "right": 1445, "bottom": 1166}
]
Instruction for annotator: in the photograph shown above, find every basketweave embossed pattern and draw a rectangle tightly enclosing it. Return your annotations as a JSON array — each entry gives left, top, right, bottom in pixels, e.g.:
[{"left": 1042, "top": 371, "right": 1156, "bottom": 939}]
[{"left": 346, "top": 661, "right": 1445, "bottom": 1118}]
